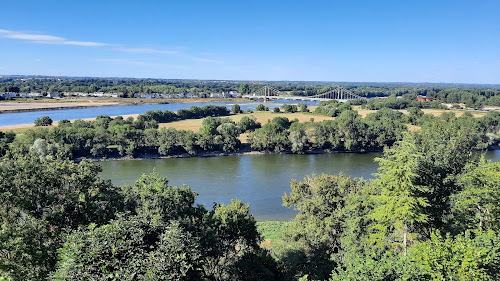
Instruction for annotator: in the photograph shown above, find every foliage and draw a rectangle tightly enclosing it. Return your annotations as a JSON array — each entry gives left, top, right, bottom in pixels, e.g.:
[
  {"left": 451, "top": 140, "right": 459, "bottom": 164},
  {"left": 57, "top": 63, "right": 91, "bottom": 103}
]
[
  {"left": 451, "top": 159, "right": 500, "bottom": 232},
  {"left": 256, "top": 103, "right": 267, "bottom": 111},
  {"left": 0, "top": 152, "right": 124, "bottom": 280},
  {"left": 370, "top": 140, "right": 429, "bottom": 256},
  {"left": 0, "top": 131, "right": 15, "bottom": 157},
  {"left": 281, "top": 104, "right": 298, "bottom": 113},
  {"left": 53, "top": 218, "right": 202, "bottom": 281},
  {"left": 237, "top": 115, "right": 261, "bottom": 132},
  {"left": 281, "top": 174, "right": 366, "bottom": 280},
  {"left": 407, "top": 230, "right": 500, "bottom": 280},
  {"left": 231, "top": 104, "right": 242, "bottom": 114},
  {"left": 34, "top": 116, "right": 53, "bottom": 126},
  {"left": 49, "top": 172, "right": 280, "bottom": 280},
  {"left": 314, "top": 100, "right": 352, "bottom": 117}
]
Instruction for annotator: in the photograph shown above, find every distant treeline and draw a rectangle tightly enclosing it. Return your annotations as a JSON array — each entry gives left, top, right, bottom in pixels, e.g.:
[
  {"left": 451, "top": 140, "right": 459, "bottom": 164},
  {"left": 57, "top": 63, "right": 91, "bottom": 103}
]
[
  {"left": 3, "top": 103, "right": 500, "bottom": 160},
  {"left": 1, "top": 76, "right": 500, "bottom": 108}
]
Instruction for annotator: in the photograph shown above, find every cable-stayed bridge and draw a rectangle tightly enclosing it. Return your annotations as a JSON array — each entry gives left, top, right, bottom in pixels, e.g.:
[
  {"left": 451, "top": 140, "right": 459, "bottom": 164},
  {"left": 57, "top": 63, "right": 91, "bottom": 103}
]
[{"left": 243, "top": 86, "right": 365, "bottom": 103}]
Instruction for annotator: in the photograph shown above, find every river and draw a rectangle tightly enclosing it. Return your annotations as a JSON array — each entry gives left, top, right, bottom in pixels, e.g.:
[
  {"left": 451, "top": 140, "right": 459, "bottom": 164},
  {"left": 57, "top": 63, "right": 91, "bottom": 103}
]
[
  {"left": 0, "top": 101, "right": 277, "bottom": 126},
  {"left": 99, "top": 150, "right": 500, "bottom": 221}
]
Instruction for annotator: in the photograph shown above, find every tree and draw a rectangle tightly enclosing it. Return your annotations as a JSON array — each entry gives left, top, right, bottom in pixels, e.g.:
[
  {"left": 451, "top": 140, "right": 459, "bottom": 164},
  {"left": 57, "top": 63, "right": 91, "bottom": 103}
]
[
  {"left": 0, "top": 131, "right": 15, "bottom": 156},
  {"left": 281, "top": 104, "right": 297, "bottom": 113},
  {"left": 335, "top": 110, "right": 366, "bottom": 151},
  {"left": 248, "top": 117, "right": 291, "bottom": 152},
  {"left": 239, "top": 83, "right": 250, "bottom": 95},
  {"left": 237, "top": 116, "right": 261, "bottom": 132},
  {"left": 282, "top": 174, "right": 366, "bottom": 280},
  {"left": 231, "top": 104, "right": 242, "bottom": 114},
  {"left": 452, "top": 159, "right": 500, "bottom": 231},
  {"left": 0, "top": 152, "right": 124, "bottom": 280},
  {"left": 370, "top": 140, "right": 429, "bottom": 256},
  {"left": 216, "top": 123, "right": 241, "bottom": 152},
  {"left": 289, "top": 123, "right": 310, "bottom": 153},
  {"left": 256, "top": 104, "right": 266, "bottom": 111},
  {"left": 273, "top": 107, "right": 281, "bottom": 113},
  {"left": 34, "top": 116, "right": 53, "bottom": 126},
  {"left": 407, "top": 230, "right": 500, "bottom": 280},
  {"left": 54, "top": 173, "right": 279, "bottom": 281},
  {"left": 53, "top": 218, "right": 202, "bottom": 281}
]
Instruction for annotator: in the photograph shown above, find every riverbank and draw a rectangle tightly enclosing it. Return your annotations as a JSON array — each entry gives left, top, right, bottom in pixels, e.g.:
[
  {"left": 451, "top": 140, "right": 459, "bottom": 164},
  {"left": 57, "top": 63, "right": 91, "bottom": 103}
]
[
  {"left": 0, "top": 97, "right": 247, "bottom": 113},
  {"left": 0, "top": 101, "right": 121, "bottom": 113},
  {"left": 81, "top": 146, "right": 385, "bottom": 163}
]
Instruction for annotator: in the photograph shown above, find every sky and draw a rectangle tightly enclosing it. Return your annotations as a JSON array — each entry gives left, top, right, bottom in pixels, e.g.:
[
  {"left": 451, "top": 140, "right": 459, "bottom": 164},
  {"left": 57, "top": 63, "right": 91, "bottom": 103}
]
[{"left": 0, "top": 0, "right": 499, "bottom": 84}]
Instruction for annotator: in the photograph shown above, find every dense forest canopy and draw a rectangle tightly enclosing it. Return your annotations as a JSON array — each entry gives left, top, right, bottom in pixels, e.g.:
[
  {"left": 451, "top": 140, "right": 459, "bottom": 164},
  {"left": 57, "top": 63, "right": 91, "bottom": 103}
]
[{"left": 1, "top": 76, "right": 500, "bottom": 107}]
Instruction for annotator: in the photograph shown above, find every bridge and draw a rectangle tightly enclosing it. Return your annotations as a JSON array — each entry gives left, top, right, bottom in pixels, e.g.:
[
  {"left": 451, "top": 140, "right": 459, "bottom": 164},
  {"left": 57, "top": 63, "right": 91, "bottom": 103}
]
[{"left": 243, "top": 86, "right": 365, "bottom": 103}]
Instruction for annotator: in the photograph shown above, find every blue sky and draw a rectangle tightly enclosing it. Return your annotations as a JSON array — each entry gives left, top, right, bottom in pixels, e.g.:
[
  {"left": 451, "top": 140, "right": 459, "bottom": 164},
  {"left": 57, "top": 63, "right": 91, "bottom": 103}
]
[{"left": 0, "top": 0, "right": 499, "bottom": 83}]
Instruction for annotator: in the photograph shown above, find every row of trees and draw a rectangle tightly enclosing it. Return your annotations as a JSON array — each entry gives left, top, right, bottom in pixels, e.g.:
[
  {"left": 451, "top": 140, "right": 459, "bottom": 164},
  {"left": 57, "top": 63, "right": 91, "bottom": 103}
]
[
  {"left": 249, "top": 108, "right": 500, "bottom": 154},
  {"left": 4, "top": 107, "right": 500, "bottom": 160},
  {"left": 361, "top": 96, "right": 446, "bottom": 110}
]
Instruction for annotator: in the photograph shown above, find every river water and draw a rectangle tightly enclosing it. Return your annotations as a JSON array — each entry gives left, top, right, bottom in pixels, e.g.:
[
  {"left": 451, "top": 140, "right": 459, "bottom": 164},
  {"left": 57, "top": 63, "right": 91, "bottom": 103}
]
[
  {"left": 99, "top": 150, "right": 500, "bottom": 221},
  {"left": 0, "top": 101, "right": 277, "bottom": 126}
]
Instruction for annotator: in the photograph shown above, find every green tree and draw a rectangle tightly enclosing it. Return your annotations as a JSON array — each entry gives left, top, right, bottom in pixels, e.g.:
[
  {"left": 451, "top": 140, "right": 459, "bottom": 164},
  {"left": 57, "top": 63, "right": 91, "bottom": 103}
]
[
  {"left": 256, "top": 104, "right": 266, "bottom": 111},
  {"left": 0, "top": 131, "right": 15, "bottom": 156},
  {"left": 237, "top": 116, "right": 261, "bottom": 132},
  {"left": 282, "top": 174, "right": 365, "bottom": 280},
  {"left": 452, "top": 159, "right": 500, "bottom": 231},
  {"left": 370, "top": 140, "right": 429, "bottom": 256},
  {"left": 34, "top": 116, "right": 53, "bottom": 126},
  {"left": 407, "top": 230, "right": 500, "bottom": 280},
  {"left": 53, "top": 218, "right": 202, "bottom": 281},
  {"left": 231, "top": 104, "right": 242, "bottom": 114},
  {"left": 0, "top": 153, "right": 124, "bottom": 280},
  {"left": 239, "top": 83, "right": 250, "bottom": 95}
]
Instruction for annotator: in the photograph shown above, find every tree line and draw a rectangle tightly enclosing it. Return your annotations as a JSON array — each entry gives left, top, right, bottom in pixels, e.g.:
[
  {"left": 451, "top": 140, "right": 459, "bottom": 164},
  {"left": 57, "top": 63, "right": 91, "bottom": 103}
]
[
  {"left": 3, "top": 104, "right": 500, "bottom": 161},
  {"left": 2, "top": 76, "right": 500, "bottom": 107}
]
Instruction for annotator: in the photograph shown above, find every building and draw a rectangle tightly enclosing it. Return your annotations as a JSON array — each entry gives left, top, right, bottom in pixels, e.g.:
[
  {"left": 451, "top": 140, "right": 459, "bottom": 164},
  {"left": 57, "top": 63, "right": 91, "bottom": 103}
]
[{"left": 417, "top": 96, "right": 438, "bottom": 102}]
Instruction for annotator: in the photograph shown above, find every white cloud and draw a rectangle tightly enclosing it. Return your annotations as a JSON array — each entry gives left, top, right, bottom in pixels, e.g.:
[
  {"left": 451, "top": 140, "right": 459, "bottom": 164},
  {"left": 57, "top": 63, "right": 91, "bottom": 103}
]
[
  {"left": 64, "top": 41, "right": 109, "bottom": 47},
  {"left": 0, "top": 29, "right": 108, "bottom": 47},
  {"left": 118, "top": 47, "right": 180, "bottom": 55},
  {"left": 0, "top": 28, "right": 223, "bottom": 65}
]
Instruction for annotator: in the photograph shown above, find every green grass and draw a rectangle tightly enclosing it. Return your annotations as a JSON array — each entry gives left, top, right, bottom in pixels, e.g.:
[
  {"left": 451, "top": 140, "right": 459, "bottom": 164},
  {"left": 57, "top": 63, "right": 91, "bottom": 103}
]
[{"left": 256, "top": 221, "right": 292, "bottom": 242}]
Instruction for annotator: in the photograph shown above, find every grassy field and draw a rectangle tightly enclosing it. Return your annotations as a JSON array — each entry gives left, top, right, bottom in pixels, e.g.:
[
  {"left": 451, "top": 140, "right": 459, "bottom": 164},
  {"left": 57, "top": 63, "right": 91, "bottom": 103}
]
[
  {"left": 256, "top": 221, "right": 293, "bottom": 247},
  {"left": 158, "top": 110, "right": 334, "bottom": 132},
  {"left": 1, "top": 106, "right": 488, "bottom": 135},
  {"left": 351, "top": 105, "right": 487, "bottom": 118}
]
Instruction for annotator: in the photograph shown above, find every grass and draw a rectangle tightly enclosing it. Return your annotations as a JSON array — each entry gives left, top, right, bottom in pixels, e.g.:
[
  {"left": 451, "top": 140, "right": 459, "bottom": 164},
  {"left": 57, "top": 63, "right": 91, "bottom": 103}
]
[
  {"left": 158, "top": 111, "right": 334, "bottom": 132},
  {"left": 256, "top": 221, "right": 293, "bottom": 247},
  {"left": 351, "top": 105, "right": 487, "bottom": 118}
]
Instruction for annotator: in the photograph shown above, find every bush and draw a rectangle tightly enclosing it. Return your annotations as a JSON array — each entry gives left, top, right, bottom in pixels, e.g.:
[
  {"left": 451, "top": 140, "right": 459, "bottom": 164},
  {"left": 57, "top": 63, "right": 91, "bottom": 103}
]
[
  {"left": 231, "top": 104, "right": 242, "bottom": 114},
  {"left": 273, "top": 107, "right": 281, "bottom": 113},
  {"left": 34, "top": 116, "right": 53, "bottom": 126},
  {"left": 256, "top": 104, "right": 266, "bottom": 111},
  {"left": 281, "top": 104, "right": 298, "bottom": 113}
]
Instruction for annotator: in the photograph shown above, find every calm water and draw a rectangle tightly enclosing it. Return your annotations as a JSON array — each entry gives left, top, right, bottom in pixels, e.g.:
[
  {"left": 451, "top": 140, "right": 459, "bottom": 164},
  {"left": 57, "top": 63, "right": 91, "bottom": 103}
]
[
  {"left": 99, "top": 150, "right": 500, "bottom": 221},
  {"left": 0, "top": 101, "right": 278, "bottom": 126}
]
